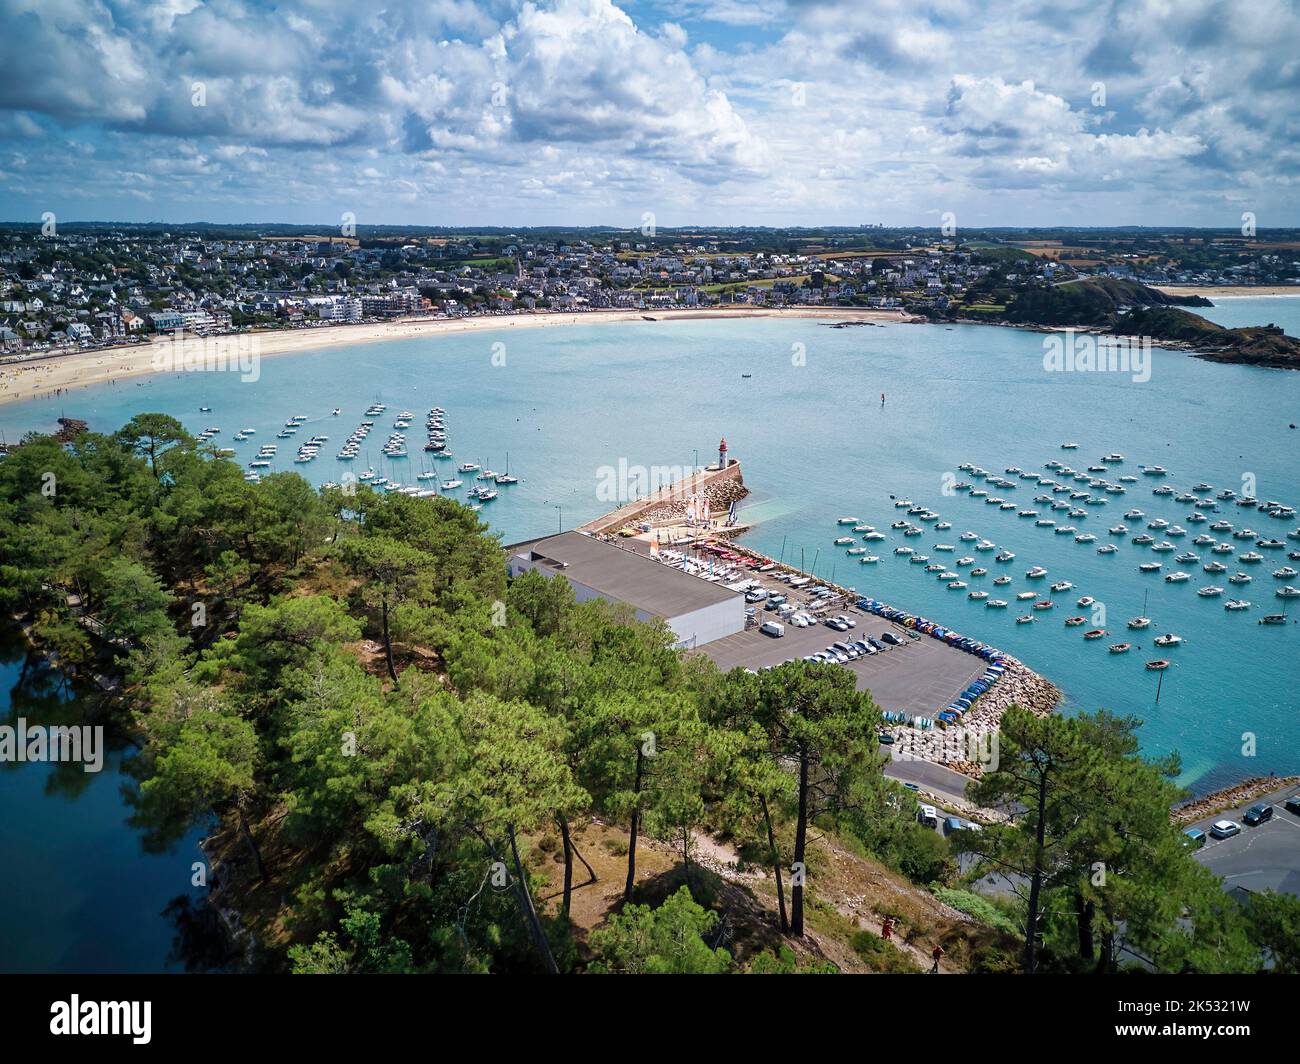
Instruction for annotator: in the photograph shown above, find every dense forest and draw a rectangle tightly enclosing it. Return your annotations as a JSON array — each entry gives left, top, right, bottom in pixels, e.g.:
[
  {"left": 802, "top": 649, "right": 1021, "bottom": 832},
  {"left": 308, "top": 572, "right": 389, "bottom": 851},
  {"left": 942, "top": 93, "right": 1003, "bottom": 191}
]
[{"left": 1, "top": 415, "right": 1295, "bottom": 974}]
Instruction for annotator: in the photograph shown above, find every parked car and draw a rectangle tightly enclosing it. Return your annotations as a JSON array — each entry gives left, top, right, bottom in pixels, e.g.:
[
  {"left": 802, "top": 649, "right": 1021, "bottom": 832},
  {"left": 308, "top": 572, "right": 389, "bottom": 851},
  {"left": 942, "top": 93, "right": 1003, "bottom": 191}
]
[
  {"left": 917, "top": 804, "right": 940, "bottom": 828},
  {"left": 1209, "top": 819, "right": 1241, "bottom": 839},
  {"left": 943, "top": 816, "right": 965, "bottom": 835},
  {"left": 1285, "top": 795, "right": 1300, "bottom": 817},
  {"left": 1182, "top": 827, "right": 1207, "bottom": 849},
  {"left": 878, "top": 732, "right": 895, "bottom": 745},
  {"left": 866, "top": 637, "right": 885, "bottom": 651},
  {"left": 1243, "top": 803, "right": 1274, "bottom": 826},
  {"left": 759, "top": 621, "right": 785, "bottom": 638},
  {"left": 881, "top": 631, "right": 904, "bottom": 646}
]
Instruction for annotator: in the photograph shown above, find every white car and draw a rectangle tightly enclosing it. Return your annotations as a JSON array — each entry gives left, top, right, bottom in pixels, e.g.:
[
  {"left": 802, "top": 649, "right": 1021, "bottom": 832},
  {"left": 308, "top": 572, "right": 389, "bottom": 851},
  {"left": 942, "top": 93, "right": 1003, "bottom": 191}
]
[{"left": 1209, "top": 819, "right": 1241, "bottom": 839}]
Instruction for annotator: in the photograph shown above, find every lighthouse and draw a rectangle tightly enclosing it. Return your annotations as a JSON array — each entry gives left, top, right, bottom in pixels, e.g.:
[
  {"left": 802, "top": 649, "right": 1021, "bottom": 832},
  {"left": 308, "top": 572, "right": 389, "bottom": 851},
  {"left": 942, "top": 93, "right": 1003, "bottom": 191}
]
[{"left": 718, "top": 437, "right": 729, "bottom": 468}]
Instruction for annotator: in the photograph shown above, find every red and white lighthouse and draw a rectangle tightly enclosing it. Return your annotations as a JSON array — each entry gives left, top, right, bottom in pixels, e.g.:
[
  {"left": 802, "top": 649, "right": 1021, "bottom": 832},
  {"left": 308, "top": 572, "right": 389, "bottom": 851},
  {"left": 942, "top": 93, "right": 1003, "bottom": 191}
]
[{"left": 718, "top": 437, "right": 729, "bottom": 468}]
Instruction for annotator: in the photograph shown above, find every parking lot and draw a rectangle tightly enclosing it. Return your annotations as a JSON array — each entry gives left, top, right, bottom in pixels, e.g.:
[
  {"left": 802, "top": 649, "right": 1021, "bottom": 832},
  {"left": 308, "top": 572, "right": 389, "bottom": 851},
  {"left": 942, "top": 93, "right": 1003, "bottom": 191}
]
[
  {"left": 1189, "top": 784, "right": 1300, "bottom": 897},
  {"left": 696, "top": 600, "right": 988, "bottom": 718}
]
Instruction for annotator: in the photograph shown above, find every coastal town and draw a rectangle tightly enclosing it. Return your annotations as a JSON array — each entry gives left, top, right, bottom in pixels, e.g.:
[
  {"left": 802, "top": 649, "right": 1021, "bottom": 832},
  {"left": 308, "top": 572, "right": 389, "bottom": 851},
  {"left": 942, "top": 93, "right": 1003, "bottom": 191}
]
[{"left": 2, "top": 224, "right": 1298, "bottom": 359}]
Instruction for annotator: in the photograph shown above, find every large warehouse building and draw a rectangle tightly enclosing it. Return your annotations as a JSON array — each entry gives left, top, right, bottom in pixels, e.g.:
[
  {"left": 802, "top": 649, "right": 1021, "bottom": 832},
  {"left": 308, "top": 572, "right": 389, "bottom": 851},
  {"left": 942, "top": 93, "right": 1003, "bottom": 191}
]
[{"left": 506, "top": 531, "right": 745, "bottom": 648}]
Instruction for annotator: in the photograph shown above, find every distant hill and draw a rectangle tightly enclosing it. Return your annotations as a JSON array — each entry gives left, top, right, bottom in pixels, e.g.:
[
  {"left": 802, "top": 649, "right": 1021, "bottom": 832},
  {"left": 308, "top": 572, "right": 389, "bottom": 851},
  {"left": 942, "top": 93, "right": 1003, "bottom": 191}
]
[
  {"left": 957, "top": 276, "right": 1300, "bottom": 368},
  {"left": 1113, "top": 306, "right": 1300, "bottom": 369},
  {"left": 999, "top": 277, "right": 1211, "bottom": 327}
]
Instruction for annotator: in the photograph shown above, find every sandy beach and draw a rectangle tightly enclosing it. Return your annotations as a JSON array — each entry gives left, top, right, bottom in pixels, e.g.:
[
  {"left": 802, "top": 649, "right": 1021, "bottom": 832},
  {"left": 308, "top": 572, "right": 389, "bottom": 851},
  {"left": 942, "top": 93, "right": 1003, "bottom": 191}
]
[
  {"left": 1155, "top": 284, "right": 1300, "bottom": 298},
  {"left": 0, "top": 306, "right": 909, "bottom": 408}
]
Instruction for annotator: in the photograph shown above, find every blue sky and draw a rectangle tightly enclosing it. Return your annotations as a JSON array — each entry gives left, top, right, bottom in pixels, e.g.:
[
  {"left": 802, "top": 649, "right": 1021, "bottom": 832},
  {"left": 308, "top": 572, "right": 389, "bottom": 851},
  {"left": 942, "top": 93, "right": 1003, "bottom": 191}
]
[{"left": 0, "top": 0, "right": 1296, "bottom": 227}]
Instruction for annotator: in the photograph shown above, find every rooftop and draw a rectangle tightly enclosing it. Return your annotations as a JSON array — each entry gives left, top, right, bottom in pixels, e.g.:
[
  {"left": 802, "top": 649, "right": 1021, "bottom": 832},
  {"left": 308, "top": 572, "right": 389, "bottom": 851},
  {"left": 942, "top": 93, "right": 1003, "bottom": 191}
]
[{"left": 511, "top": 531, "right": 737, "bottom": 618}]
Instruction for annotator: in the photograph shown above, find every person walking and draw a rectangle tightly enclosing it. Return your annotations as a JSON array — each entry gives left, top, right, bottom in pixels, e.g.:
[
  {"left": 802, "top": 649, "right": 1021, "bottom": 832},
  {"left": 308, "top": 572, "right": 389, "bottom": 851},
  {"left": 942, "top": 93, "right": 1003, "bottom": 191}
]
[
  {"left": 881, "top": 917, "right": 894, "bottom": 942},
  {"left": 929, "top": 943, "right": 944, "bottom": 974}
]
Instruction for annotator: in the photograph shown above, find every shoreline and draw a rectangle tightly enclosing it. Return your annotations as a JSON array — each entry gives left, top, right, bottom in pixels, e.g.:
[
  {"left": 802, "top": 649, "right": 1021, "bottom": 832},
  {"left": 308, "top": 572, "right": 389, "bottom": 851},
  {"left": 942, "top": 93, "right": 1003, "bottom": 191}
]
[
  {"left": 1154, "top": 285, "right": 1300, "bottom": 298},
  {"left": 0, "top": 306, "right": 910, "bottom": 409}
]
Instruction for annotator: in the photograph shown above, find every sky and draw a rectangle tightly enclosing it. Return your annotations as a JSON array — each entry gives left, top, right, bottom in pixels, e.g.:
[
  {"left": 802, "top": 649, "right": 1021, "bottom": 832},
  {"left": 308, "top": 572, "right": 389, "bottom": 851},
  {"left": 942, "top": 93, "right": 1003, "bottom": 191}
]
[{"left": 0, "top": 0, "right": 1297, "bottom": 228}]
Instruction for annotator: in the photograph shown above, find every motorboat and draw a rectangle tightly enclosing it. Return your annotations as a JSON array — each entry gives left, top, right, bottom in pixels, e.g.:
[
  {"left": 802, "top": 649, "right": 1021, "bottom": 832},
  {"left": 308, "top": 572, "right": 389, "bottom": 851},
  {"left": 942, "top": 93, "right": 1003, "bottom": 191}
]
[
  {"left": 834, "top": 537, "right": 855, "bottom": 545},
  {"left": 1203, "top": 561, "right": 1228, "bottom": 574},
  {"left": 1139, "top": 562, "right": 1162, "bottom": 573},
  {"left": 968, "top": 590, "right": 988, "bottom": 600},
  {"left": 1175, "top": 552, "right": 1199, "bottom": 564},
  {"left": 1128, "top": 616, "right": 1152, "bottom": 630},
  {"left": 1228, "top": 572, "right": 1252, "bottom": 584},
  {"left": 1084, "top": 629, "right": 1106, "bottom": 640},
  {"left": 1017, "top": 591, "right": 1037, "bottom": 601},
  {"left": 1278, "top": 586, "right": 1300, "bottom": 599},
  {"left": 1197, "top": 586, "right": 1225, "bottom": 597},
  {"left": 1146, "top": 660, "right": 1170, "bottom": 670},
  {"left": 1065, "top": 616, "right": 1086, "bottom": 627},
  {"left": 1016, "top": 615, "right": 1035, "bottom": 624},
  {"left": 1165, "top": 571, "right": 1189, "bottom": 583},
  {"left": 1211, "top": 542, "right": 1235, "bottom": 554},
  {"left": 1239, "top": 551, "right": 1264, "bottom": 564},
  {"left": 1154, "top": 634, "right": 1183, "bottom": 648},
  {"left": 1225, "top": 600, "right": 1251, "bottom": 611},
  {"left": 1109, "top": 643, "right": 1131, "bottom": 653},
  {"left": 987, "top": 599, "right": 1008, "bottom": 608},
  {"left": 1141, "top": 465, "right": 1169, "bottom": 476},
  {"left": 993, "top": 575, "right": 1012, "bottom": 585},
  {"left": 1133, "top": 534, "right": 1156, "bottom": 545},
  {"left": 1109, "top": 525, "right": 1128, "bottom": 535},
  {"left": 1075, "top": 533, "right": 1097, "bottom": 544},
  {"left": 1033, "top": 600, "right": 1054, "bottom": 611},
  {"left": 995, "top": 550, "right": 1015, "bottom": 562},
  {"left": 1026, "top": 566, "right": 1048, "bottom": 579},
  {"left": 1274, "top": 566, "right": 1299, "bottom": 579},
  {"left": 1050, "top": 580, "right": 1073, "bottom": 592},
  {"left": 860, "top": 556, "right": 880, "bottom": 564},
  {"left": 1151, "top": 541, "right": 1176, "bottom": 552},
  {"left": 1097, "top": 544, "right": 1118, "bottom": 554}
]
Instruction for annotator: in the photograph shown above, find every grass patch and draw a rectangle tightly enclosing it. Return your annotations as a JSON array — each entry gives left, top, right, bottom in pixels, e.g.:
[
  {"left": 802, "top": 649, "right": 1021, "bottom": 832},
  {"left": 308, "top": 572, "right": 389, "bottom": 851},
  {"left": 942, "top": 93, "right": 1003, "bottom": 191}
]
[{"left": 932, "top": 887, "right": 1020, "bottom": 935}]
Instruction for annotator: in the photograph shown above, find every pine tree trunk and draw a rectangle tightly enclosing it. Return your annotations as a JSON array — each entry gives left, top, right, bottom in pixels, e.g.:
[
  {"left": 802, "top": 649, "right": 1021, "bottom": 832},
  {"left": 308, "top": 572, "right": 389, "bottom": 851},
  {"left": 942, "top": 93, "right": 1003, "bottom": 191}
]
[
  {"left": 1077, "top": 894, "right": 1095, "bottom": 963},
  {"left": 507, "top": 824, "right": 558, "bottom": 974},
  {"left": 791, "top": 745, "right": 810, "bottom": 936},
  {"left": 1023, "top": 766, "right": 1050, "bottom": 975},
  {"left": 238, "top": 802, "right": 268, "bottom": 883},
  {"left": 557, "top": 813, "right": 574, "bottom": 918},
  {"left": 380, "top": 591, "right": 399, "bottom": 687},
  {"left": 623, "top": 747, "right": 643, "bottom": 903},
  {"left": 760, "top": 793, "right": 789, "bottom": 934}
]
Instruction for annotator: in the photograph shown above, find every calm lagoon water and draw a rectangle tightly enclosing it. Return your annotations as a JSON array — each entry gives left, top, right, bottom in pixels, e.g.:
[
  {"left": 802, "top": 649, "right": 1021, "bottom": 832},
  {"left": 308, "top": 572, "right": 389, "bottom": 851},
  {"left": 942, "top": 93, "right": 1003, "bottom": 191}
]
[
  {"left": 2, "top": 299, "right": 1298, "bottom": 967},
  {"left": 0, "top": 629, "right": 207, "bottom": 972}
]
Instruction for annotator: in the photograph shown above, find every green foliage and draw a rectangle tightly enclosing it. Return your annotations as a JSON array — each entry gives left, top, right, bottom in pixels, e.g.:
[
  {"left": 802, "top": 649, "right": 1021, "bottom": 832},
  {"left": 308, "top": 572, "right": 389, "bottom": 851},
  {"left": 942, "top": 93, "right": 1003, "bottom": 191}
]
[{"left": 587, "top": 887, "right": 732, "bottom": 974}]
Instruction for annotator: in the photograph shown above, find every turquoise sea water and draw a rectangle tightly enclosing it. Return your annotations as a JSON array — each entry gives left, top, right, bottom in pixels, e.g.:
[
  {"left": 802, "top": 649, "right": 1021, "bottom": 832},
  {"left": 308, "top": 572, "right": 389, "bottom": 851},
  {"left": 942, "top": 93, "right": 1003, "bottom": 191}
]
[{"left": 1, "top": 299, "right": 1297, "bottom": 968}]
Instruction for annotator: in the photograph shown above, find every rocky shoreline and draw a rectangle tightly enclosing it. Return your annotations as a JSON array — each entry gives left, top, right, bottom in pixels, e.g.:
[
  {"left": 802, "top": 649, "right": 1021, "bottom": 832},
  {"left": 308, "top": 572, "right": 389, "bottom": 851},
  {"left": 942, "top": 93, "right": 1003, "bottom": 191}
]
[
  {"left": 889, "top": 656, "right": 1061, "bottom": 778},
  {"left": 1171, "top": 775, "right": 1300, "bottom": 825}
]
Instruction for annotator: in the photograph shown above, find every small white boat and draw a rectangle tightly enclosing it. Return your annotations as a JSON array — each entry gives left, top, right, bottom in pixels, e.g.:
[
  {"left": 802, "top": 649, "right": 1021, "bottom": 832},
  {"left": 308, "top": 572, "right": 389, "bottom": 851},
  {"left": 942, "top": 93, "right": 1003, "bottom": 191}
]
[
  {"left": 1165, "top": 571, "right": 1190, "bottom": 583},
  {"left": 1225, "top": 600, "right": 1251, "bottom": 611},
  {"left": 1154, "top": 633, "right": 1183, "bottom": 647},
  {"left": 1026, "top": 566, "right": 1048, "bottom": 579},
  {"left": 440, "top": 479, "right": 463, "bottom": 490},
  {"left": 1128, "top": 617, "right": 1152, "bottom": 630},
  {"left": 1097, "top": 544, "right": 1118, "bottom": 554},
  {"left": 1050, "top": 580, "right": 1073, "bottom": 592},
  {"left": 1198, "top": 586, "right": 1225, "bottom": 598},
  {"left": 1228, "top": 572, "right": 1252, "bottom": 585},
  {"left": 1278, "top": 586, "right": 1300, "bottom": 599}
]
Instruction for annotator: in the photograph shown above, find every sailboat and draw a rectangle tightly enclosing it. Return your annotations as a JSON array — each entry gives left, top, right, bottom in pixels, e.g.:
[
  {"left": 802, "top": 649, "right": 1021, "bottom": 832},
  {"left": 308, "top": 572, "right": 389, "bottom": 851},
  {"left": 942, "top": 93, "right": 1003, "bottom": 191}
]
[
  {"left": 1127, "top": 589, "right": 1152, "bottom": 630},
  {"left": 495, "top": 452, "right": 519, "bottom": 485}
]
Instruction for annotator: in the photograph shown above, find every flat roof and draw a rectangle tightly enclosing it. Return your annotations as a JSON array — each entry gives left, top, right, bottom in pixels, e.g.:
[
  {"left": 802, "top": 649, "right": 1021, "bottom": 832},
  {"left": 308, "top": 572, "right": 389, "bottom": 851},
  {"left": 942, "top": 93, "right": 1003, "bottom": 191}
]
[{"left": 515, "top": 531, "right": 738, "bottom": 618}]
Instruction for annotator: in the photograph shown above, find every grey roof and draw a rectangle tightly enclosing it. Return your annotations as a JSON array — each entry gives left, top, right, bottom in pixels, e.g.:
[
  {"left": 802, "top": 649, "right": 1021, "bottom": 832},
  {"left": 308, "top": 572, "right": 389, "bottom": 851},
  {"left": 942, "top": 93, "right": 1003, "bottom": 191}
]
[{"left": 516, "top": 531, "right": 737, "bottom": 618}]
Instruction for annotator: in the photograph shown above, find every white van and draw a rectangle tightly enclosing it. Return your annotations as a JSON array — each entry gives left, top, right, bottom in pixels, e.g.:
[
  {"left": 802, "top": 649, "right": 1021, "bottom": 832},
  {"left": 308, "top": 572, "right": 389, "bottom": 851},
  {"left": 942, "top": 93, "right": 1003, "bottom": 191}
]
[
  {"left": 760, "top": 621, "right": 785, "bottom": 638},
  {"left": 917, "top": 804, "right": 940, "bottom": 828}
]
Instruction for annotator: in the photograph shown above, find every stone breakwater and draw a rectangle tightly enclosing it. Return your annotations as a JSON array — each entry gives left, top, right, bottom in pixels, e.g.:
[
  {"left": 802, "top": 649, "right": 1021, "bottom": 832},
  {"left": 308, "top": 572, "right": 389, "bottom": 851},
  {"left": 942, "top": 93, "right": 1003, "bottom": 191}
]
[
  {"left": 890, "top": 656, "right": 1061, "bottom": 778},
  {"left": 637, "top": 476, "right": 749, "bottom": 527}
]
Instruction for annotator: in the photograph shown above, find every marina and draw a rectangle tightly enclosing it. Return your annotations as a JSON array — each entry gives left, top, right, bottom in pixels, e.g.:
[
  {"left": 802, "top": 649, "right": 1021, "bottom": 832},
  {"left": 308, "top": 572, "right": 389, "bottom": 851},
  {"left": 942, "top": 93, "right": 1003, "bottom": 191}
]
[{"left": 3, "top": 308, "right": 1299, "bottom": 793}]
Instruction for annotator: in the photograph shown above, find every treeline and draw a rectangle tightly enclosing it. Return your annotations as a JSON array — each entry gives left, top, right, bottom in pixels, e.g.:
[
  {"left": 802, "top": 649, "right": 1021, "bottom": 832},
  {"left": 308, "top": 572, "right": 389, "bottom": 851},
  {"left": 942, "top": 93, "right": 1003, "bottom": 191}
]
[{"left": 0, "top": 415, "right": 1294, "bottom": 974}]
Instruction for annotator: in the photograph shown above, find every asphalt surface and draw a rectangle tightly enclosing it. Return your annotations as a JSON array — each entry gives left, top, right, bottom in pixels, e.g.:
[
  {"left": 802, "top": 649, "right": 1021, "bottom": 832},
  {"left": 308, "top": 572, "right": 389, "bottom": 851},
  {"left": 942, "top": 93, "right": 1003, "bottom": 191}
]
[
  {"left": 1188, "top": 784, "right": 1300, "bottom": 897},
  {"left": 698, "top": 604, "right": 987, "bottom": 717}
]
